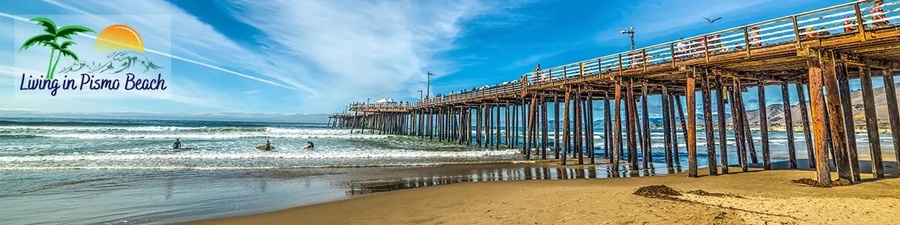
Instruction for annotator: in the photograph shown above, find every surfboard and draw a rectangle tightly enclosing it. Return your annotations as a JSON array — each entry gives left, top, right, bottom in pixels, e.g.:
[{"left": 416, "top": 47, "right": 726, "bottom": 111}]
[
  {"left": 303, "top": 146, "right": 314, "bottom": 151},
  {"left": 255, "top": 145, "right": 275, "bottom": 151}
]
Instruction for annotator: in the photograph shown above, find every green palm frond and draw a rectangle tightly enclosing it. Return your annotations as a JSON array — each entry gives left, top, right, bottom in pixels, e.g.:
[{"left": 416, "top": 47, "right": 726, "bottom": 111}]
[
  {"left": 19, "top": 34, "right": 55, "bottom": 52},
  {"left": 58, "top": 48, "right": 79, "bottom": 62},
  {"left": 30, "top": 17, "right": 57, "bottom": 35},
  {"left": 56, "top": 25, "right": 95, "bottom": 39},
  {"left": 44, "top": 42, "right": 61, "bottom": 50},
  {"left": 59, "top": 40, "right": 76, "bottom": 49}
]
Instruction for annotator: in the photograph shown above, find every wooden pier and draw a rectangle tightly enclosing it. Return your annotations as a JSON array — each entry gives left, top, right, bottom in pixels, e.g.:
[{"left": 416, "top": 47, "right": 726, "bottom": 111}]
[{"left": 333, "top": 0, "right": 900, "bottom": 185}]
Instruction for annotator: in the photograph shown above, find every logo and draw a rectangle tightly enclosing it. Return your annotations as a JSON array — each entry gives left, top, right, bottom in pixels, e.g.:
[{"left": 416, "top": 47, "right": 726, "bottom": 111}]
[{"left": 16, "top": 17, "right": 168, "bottom": 96}]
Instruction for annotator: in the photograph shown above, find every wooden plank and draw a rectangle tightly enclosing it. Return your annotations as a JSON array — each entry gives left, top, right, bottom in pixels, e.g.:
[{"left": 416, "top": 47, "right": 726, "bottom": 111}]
[
  {"left": 823, "top": 58, "right": 852, "bottom": 182},
  {"left": 808, "top": 57, "right": 833, "bottom": 185},
  {"left": 716, "top": 76, "right": 728, "bottom": 174},
  {"left": 703, "top": 69, "right": 718, "bottom": 175},
  {"left": 641, "top": 82, "right": 652, "bottom": 170},
  {"left": 626, "top": 79, "right": 639, "bottom": 170},
  {"left": 860, "top": 68, "right": 885, "bottom": 178},
  {"left": 758, "top": 83, "right": 770, "bottom": 170},
  {"left": 838, "top": 64, "right": 860, "bottom": 182},
  {"left": 781, "top": 82, "right": 797, "bottom": 169},
  {"left": 796, "top": 83, "right": 814, "bottom": 168},
  {"left": 882, "top": 70, "right": 900, "bottom": 177},
  {"left": 686, "top": 70, "right": 699, "bottom": 178}
]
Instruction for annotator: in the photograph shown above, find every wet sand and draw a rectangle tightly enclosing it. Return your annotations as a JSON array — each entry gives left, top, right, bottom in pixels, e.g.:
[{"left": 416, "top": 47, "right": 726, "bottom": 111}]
[{"left": 186, "top": 162, "right": 900, "bottom": 225}]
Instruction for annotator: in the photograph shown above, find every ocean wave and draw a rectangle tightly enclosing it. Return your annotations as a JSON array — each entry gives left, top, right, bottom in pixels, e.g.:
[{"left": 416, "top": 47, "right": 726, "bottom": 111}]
[
  {"left": 0, "top": 149, "right": 520, "bottom": 163},
  {"left": 26, "top": 132, "right": 386, "bottom": 140}
]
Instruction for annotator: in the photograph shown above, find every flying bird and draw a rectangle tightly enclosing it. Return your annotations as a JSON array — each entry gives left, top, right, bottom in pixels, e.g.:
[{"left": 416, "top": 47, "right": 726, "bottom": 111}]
[{"left": 704, "top": 16, "right": 722, "bottom": 24}]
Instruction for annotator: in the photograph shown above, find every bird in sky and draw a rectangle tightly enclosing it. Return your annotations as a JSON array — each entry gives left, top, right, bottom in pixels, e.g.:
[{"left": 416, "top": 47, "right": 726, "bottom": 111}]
[{"left": 704, "top": 16, "right": 722, "bottom": 24}]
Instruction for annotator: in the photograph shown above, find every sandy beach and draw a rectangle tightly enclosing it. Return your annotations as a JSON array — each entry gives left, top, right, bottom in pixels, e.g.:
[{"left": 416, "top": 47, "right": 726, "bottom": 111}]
[{"left": 186, "top": 164, "right": 900, "bottom": 225}]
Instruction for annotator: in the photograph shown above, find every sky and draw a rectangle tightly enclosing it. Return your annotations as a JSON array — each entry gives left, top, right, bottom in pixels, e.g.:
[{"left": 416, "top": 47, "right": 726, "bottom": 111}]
[{"left": 0, "top": 0, "right": 877, "bottom": 120}]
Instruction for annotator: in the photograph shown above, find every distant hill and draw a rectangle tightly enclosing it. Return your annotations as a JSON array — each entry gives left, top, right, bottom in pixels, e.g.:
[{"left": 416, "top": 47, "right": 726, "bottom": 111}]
[{"left": 744, "top": 82, "right": 900, "bottom": 128}]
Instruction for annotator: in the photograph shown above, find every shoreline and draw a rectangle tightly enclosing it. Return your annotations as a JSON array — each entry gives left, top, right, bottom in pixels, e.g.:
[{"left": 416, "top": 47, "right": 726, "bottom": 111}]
[{"left": 184, "top": 159, "right": 900, "bottom": 225}]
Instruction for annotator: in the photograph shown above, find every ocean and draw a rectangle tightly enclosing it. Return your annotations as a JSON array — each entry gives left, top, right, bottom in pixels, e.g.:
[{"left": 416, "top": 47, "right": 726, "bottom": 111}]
[{"left": 0, "top": 117, "right": 893, "bottom": 224}]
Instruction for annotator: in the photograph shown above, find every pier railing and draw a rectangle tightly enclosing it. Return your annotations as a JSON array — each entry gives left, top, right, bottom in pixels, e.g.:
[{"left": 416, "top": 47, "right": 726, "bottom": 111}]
[
  {"left": 515, "top": 0, "right": 899, "bottom": 85},
  {"left": 350, "top": 1, "right": 900, "bottom": 110}
]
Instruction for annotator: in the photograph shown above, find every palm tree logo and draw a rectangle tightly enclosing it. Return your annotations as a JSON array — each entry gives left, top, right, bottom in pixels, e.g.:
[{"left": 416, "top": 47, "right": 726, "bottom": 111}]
[{"left": 18, "top": 17, "right": 95, "bottom": 80}]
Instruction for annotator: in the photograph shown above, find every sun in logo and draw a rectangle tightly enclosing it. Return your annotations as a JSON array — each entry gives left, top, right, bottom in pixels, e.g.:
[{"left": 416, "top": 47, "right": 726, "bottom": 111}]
[{"left": 94, "top": 24, "right": 144, "bottom": 53}]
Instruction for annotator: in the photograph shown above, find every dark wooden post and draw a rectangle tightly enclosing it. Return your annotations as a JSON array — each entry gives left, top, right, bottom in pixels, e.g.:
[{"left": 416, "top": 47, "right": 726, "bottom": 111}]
[
  {"left": 626, "top": 79, "right": 639, "bottom": 169},
  {"left": 796, "top": 83, "right": 814, "bottom": 168},
  {"left": 641, "top": 81, "right": 652, "bottom": 170},
  {"left": 703, "top": 69, "right": 718, "bottom": 175},
  {"left": 739, "top": 84, "right": 758, "bottom": 164},
  {"left": 823, "top": 57, "right": 852, "bottom": 182},
  {"left": 781, "top": 82, "right": 797, "bottom": 169},
  {"left": 730, "top": 79, "right": 748, "bottom": 172},
  {"left": 758, "top": 82, "right": 770, "bottom": 170},
  {"left": 505, "top": 104, "right": 511, "bottom": 148},
  {"left": 613, "top": 81, "right": 622, "bottom": 168},
  {"left": 860, "top": 68, "right": 884, "bottom": 178},
  {"left": 555, "top": 94, "right": 561, "bottom": 159},
  {"left": 588, "top": 90, "right": 596, "bottom": 164},
  {"left": 662, "top": 86, "right": 674, "bottom": 169},
  {"left": 521, "top": 99, "right": 527, "bottom": 153},
  {"left": 575, "top": 89, "right": 584, "bottom": 164},
  {"left": 604, "top": 92, "right": 612, "bottom": 159},
  {"left": 838, "top": 64, "right": 860, "bottom": 181},
  {"left": 562, "top": 89, "right": 571, "bottom": 165},
  {"left": 542, "top": 96, "right": 549, "bottom": 159},
  {"left": 716, "top": 76, "right": 728, "bottom": 173},
  {"left": 808, "top": 57, "right": 832, "bottom": 185},
  {"left": 527, "top": 97, "right": 539, "bottom": 159},
  {"left": 675, "top": 95, "right": 687, "bottom": 166},
  {"left": 686, "top": 69, "right": 699, "bottom": 178},
  {"left": 883, "top": 70, "right": 900, "bottom": 176}
]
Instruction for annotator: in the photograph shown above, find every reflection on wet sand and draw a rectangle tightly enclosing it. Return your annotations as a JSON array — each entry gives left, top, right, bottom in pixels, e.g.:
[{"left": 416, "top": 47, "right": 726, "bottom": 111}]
[{"left": 344, "top": 163, "right": 679, "bottom": 195}]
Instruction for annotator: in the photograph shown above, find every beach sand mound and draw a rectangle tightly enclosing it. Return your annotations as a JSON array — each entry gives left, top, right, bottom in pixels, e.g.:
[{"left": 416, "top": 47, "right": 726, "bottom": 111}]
[
  {"left": 686, "top": 189, "right": 744, "bottom": 198},
  {"left": 633, "top": 185, "right": 681, "bottom": 199},
  {"left": 792, "top": 178, "right": 853, "bottom": 187}
]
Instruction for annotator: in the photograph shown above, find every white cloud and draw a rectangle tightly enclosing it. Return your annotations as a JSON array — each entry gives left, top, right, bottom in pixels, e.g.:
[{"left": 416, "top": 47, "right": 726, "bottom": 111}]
[{"left": 224, "top": 0, "right": 511, "bottom": 110}]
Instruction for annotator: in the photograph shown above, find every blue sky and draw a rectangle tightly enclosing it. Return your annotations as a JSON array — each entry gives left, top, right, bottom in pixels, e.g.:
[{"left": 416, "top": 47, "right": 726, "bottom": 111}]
[{"left": 0, "top": 0, "right": 877, "bottom": 118}]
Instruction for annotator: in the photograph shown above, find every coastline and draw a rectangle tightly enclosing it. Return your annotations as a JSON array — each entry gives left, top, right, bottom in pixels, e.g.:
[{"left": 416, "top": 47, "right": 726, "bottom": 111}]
[{"left": 185, "top": 160, "right": 900, "bottom": 225}]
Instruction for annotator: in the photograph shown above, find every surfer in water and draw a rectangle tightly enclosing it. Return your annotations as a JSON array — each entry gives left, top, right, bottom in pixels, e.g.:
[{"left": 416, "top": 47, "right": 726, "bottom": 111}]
[
  {"left": 304, "top": 141, "right": 315, "bottom": 150},
  {"left": 173, "top": 138, "right": 182, "bottom": 149},
  {"left": 265, "top": 139, "right": 273, "bottom": 151}
]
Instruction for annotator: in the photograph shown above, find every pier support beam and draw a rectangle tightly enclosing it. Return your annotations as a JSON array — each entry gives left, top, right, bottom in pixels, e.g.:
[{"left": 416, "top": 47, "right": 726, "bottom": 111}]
[
  {"left": 758, "top": 82, "right": 770, "bottom": 170},
  {"left": 808, "top": 57, "right": 832, "bottom": 185},
  {"left": 860, "top": 67, "right": 884, "bottom": 178},
  {"left": 781, "top": 82, "right": 797, "bottom": 169},
  {"left": 838, "top": 65, "right": 860, "bottom": 181},
  {"left": 555, "top": 95, "right": 561, "bottom": 159},
  {"left": 796, "top": 83, "right": 814, "bottom": 168},
  {"left": 716, "top": 76, "right": 728, "bottom": 174},
  {"left": 662, "top": 86, "right": 674, "bottom": 170},
  {"left": 686, "top": 70, "right": 698, "bottom": 178},
  {"left": 626, "top": 79, "right": 638, "bottom": 170},
  {"left": 823, "top": 57, "right": 852, "bottom": 182},
  {"left": 562, "top": 89, "right": 571, "bottom": 165},
  {"left": 604, "top": 92, "right": 612, "bottom": 159},
  {"left": 641, "top": 82, "right": 651, "bottom": 170},
  {"left": 883, "top": 70, "right": 900, "bottom": 176},
  {"left": 612, "top": 81, "right": 622, "bottom": 170},
  {"left": 703, "top": 69, "right": 718, "bottom": 175}
]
